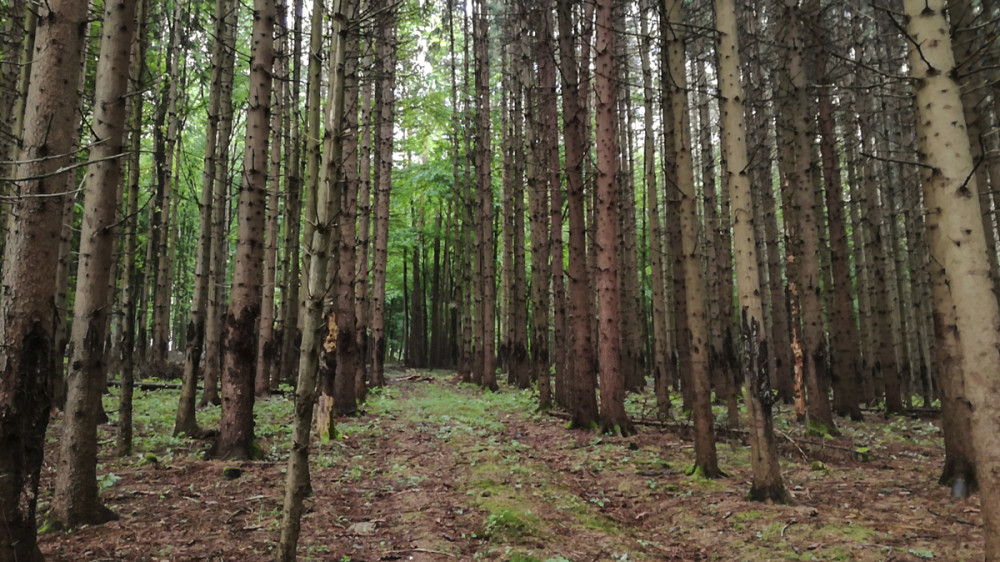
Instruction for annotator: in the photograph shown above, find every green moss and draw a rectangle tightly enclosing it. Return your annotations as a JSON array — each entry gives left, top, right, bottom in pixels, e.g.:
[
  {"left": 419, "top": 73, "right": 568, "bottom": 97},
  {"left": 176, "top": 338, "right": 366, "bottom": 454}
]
[
  {"left": 735, "top": 509, "right": 764, "bottom": 521},
  {"left": 481, "top": 508, "right": 539, "bottom": 541}
]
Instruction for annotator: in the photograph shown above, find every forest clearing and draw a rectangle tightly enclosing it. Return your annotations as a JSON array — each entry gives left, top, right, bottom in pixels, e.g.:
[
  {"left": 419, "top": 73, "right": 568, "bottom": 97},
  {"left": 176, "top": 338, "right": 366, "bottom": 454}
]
[{"left": 38, "top": 370, "right": 983, "bottom": 561}]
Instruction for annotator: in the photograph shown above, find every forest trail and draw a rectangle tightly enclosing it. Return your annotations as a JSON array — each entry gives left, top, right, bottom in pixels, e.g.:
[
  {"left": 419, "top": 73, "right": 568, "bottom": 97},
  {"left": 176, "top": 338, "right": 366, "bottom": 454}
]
[{"left": 39, "top": 370, "right": 983, "bottom": 560}]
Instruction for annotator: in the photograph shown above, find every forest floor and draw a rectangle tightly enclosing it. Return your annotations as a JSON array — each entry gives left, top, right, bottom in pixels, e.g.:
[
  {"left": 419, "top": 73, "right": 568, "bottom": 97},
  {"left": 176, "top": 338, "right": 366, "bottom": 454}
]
[{"left": 37, "top": 368, "right": 984, "bottom": 561}]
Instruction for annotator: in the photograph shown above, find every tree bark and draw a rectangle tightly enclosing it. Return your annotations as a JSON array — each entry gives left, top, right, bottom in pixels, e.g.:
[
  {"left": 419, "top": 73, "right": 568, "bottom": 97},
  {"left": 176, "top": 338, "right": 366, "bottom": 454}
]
[
  {"left": 54, "top": 0, "right": 137, "bottom": 526},
  {"left": 905, "top": 2, "right": 1000, "bottom": 554},
  {"left": 370, "top": 1, "right": 398, "bottom": 387},
  {"left": 215, "top": 0, "right": 276, "bottom": 460},
  {"left": 666, "top": 0, "right": 718, "bottom": 475},
  {"left": 0, "top": 0, "right": 89, "bottom": 552},
  {"left": 558, "top": 0, "right": 599, "bottom": 428},
  {"left": 714, "top": 0, "right": 788, "bottom": 503},
  {"left": 594, "top": 0, "right": 633, "bottom": 436}
]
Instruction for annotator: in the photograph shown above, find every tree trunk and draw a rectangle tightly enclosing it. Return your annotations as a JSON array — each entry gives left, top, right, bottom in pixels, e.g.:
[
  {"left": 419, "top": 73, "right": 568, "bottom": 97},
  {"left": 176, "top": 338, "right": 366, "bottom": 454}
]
[
  {"left": 201, "top": 0, "right": 239, "bottom": 407},
  {"left": 905, "top": 2, "right": 1000, "bottom": 554},
  {"left": 713, "top": 0, "right": 788, "bottom": 504},
  {"left": 666, "top": 0, "right": 717, "bottom": 475},
  {"left": 638, "top": 0, "right": 669, "bottom": 417},
  {"left": 471, "top": 0, "right": 496, "bottom": 391},
  {"left": 557, "top": 0, "right": 598, "bottom": 428},
  {"left": 176, "top": 0, "right": 229, "bottom": 435},
  {"left": 215, "top": 0, "right": 276, "bottom": 460},
  {"left": 278, "top": 1, "right": 356, "bottom": 556},
  {"left": 807, "top": 1, "right": 862, "bottom": 420},
  {"left": 779, "top": 0, "right": 835, "bottom": 433},
  {"left": 335, "top": 17, "right": 362, "bottom": 414},
  {"left": 594, "top": 0, "right": 633, "bottom": 436},
  {"left": 53, "top": 0, "right": 137, "bottom": 526},
  {"left": 370, "top": 1, "right": 397, "bottom": 387},
  {"left": 0, "top": 0, "right": 89, "bottom": 552},
  {"left": 256, "top": 13, "right": 287, "bottom": 398}
]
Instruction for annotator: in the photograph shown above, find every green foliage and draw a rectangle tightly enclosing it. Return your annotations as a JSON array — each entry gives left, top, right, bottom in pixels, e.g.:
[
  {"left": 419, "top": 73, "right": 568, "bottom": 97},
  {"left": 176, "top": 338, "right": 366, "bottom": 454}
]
[{"left": 481, "top": 508, "right": 539, "bottom": 541}]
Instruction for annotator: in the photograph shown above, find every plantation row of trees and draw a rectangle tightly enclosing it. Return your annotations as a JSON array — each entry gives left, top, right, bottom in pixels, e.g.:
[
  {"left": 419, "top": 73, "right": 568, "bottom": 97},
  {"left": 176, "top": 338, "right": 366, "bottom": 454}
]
[{"left": 1, "top": 0, "right": 1000, "bottom": 558}]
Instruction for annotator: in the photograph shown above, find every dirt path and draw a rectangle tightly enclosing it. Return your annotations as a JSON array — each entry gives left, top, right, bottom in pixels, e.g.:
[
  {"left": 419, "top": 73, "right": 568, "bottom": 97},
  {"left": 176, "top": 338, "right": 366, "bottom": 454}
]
[{"left": 38, "top": 370, "right": 984, "bottom": 560}]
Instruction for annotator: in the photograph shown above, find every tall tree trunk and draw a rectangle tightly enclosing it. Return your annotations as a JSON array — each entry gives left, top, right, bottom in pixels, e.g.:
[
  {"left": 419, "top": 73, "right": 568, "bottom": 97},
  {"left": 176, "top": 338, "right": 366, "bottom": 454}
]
[
  {"left": 779, "top": 0, "right": 835, "bottom": 433},
  {"left": 256, "top": 10, "right": 287, "bottom": 398},
  {"left": 807, "top": 1, "right": 861, "bottom": 420},
  {"left": 0, "top": 0, "right": 89, "bottom": 552},
  {"left": 176, "top": 0, "right": 228, "bottom": 436},
  {"left": 335, "top": 16, "right": 361, "bottom": 413},
  {"left": 278, "top": 0, "right": 355, "bottom": 554},
  {"left": 53, "top": 0, "right": 137, "bottom": 526},
  {"left": 905, "top": 2, "right": 1000, "bottom": 555},
  {"left": 370, "top": 0, "right": 397, "bottom": 387},
  {"left": 117, "top": 0, "right": 149, "bottom": 451},
  {"left": 354, "top": 43, "right": 373, "bottom": 395},
  {"left": 472, "top": 0, "right": 497, "bottom": 391},
  {"left": 215, "top": 0, "right": 276, "bottom": 460},
  {"left": 535, "top": 0, "right": 563, "bottom": 406},
  {"left": 639, "top": 0, "right": 669, "bottom": 417},
  {"left": 557, "top": 0, "right": 599, "bottom": 428},
  {"left": 201, "top": 0, "right": 239, "bottom": 407},
  {"left": 714, "top": 0, "right": 789, "bottom": 503},
  {"left": 666, "top": 0, "right": 717, "bottom": 474},
  {"left": 594, "top": 0, "right": 633, "bottom": 436}
]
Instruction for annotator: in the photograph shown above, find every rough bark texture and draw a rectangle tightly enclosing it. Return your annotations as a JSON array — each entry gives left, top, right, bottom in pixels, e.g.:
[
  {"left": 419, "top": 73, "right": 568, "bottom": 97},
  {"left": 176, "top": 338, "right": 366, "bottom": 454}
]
[
  {"left": 0, "top": 0, "right": 89, "bottom": 554},
  {"left": 118, "top": 0, "right": 148, "bottom": 454},
  {"left": 370, "top": 3, "right": 397, "bottom": 388},
  {"left": 639, "top": 0, "right": 669, "bottom": 417},
  {"left": 539, "top": 0, "right": 562, "bottom": 408},
  {"left": 216, "top": 0, "right": 276, "bottom": 461},
  {"left": 905, "top": 1, "right": 1000, "bottom": 555},
  {"left": 780, "top": 0, "right": 835, "bottom": 434},
  {"left": 594, "top": 0, "right": 633, "bottom": 437},
  {"left": 808, "top": 1, "right": 862, "bottom": 420},
  {"left": 519, "top": 2, "right": 550, "bottom": 400},
  {"left": 335, "top": 14, "right": 361, "bottom": 415},
  {"left": 666, "top": 0, "right": 717, "bottom": 476},
  {"left": 558, "top": 0, "right": 599, "bottom": 429},
  {"left": 53, "top": 0, "right": 137, "bottom": 527},
  {"left": 176, "top": 0, "right": 225, "bottom": 436},
  {"left": 256, "top": 18, "right": 287, "bottom": 398},
  {"left": 201, "top": 0, "right": 239, "bottom": 408},
  {"left": 277, "top": 0, "right": 355, "bottom": 557},
  {"left": 472, "top": 0, "right": 497, "bottom": 392},
  {"left": 713, "top": 0, "right": 788, "bottom": 503}
]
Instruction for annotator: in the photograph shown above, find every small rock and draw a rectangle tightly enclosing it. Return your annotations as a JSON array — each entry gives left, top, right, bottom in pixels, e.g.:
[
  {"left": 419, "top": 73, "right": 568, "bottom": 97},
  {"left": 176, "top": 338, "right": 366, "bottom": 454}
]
[{"left": 347, "top": 521, "right": 377, "bottom": 535}]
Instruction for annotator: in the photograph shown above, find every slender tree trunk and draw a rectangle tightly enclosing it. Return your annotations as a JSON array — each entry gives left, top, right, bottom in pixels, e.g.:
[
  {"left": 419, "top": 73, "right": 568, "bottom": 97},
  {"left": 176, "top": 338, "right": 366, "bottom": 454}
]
[
  {"left": 335, "top": 16, "right": 361, "bottom": 413},
  {"left": 556, "top": 0, "right": 598, "bottom": 428},
  {"left": 780, "top": 0, "right": 835, "bottom": 433},
  {"left": 906, "top": 3, "right": 1000, "bottom": 554},
  {"left": 638, "top": 0, "right": 669, "bottom": 417},
  {"left": 53, "top": 0, "right": 137, "bottom": 526},
  {"left": 256, "top": 10, "right": 287, "bottom": 398},
  {"left": 714, "top": 0, "right": 788, "bottom": 503},
  {"left": 807, "top": 2, "right": 861, "bottom": 420},
  {"left": 215, "top": 0, "right": 276, "bottom": 460},
  {"left": 666, "top": 0, "right": 717, "bottom": 474},
  {"left": 202, "top": 0, "right": 239, "bottom": 407},
  {"left": 0, "top": 0, "right": 89, "bottom": 552},
  {"left": 176, "top": 0, "right": 230, "bottom": 435},
  {"left": 370, "top": 0, "right": 397, "bottom": 387},
  {"left": 277, "top": 0, "right": 354, "bottom": 557},
  {"left": 354, "top": 43, "right": 373, "bottom": 395},
  {"left": 594, "top": 0, "right": 633, "bottom": 436},
  {"left": 471, "top": 0, "right": 497, "bottom": 391}
]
